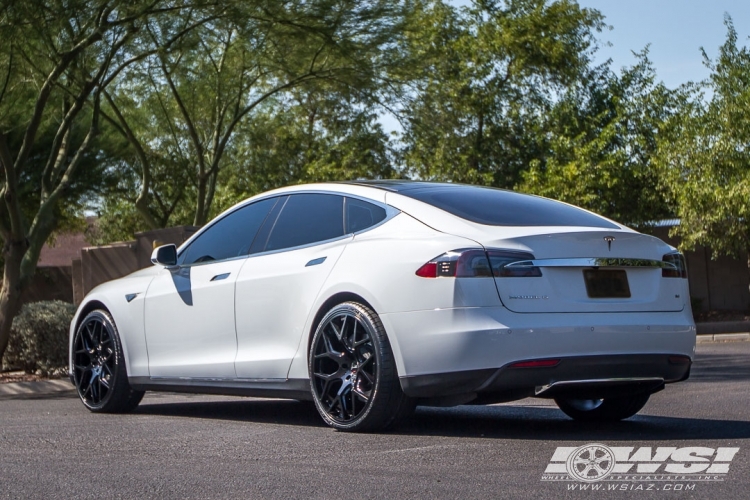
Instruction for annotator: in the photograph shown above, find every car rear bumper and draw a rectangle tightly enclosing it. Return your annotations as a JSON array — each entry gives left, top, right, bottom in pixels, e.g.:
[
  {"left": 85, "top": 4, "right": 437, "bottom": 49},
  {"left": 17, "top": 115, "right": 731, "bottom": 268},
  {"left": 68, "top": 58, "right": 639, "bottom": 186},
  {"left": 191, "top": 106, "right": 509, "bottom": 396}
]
[
  {"left": 380, "top": 306, "right": 695, "bottom": 401},
  {"left": 399, "top": 353, "right": 690, "bottom": 401}
]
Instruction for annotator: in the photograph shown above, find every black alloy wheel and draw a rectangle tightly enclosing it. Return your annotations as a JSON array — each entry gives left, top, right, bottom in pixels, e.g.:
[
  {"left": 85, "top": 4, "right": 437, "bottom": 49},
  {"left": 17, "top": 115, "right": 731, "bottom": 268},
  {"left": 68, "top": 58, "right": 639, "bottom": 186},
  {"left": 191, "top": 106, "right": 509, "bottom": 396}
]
[
  {"left": 73, "top": 310, "right": 144, "bottom": 413},
  {"left": 309, "top": 302, "right": 413, "bottom": 431}
]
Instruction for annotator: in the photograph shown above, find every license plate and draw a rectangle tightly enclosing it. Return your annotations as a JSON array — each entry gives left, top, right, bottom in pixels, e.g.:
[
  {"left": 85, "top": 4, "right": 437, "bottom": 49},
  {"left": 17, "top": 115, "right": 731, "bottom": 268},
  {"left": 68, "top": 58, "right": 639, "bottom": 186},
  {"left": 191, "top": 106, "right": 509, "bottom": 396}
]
[{"left": 583, "top": 269, "right": 631, "bottom": 298}]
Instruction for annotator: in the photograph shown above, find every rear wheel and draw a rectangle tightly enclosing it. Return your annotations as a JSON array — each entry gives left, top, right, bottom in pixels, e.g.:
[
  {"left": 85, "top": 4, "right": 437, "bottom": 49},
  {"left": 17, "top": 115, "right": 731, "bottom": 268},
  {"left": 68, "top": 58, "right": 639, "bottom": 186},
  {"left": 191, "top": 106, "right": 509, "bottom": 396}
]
[
  {"left": 309, "top": 302, "right": 414, "bottom": 432},
  {"left": 555, "top": 393, "right": 650, "bottom": 422},
  {"left": 72, "top": 310, "right": 144, "bottom": 413}
]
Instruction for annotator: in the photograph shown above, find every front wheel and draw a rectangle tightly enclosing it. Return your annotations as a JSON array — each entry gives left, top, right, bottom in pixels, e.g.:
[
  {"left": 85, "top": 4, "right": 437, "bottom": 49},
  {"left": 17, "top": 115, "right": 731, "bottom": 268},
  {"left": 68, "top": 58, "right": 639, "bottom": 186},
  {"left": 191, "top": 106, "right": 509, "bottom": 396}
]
[
  {"left": 309, "top": 302, "right": 414, "bottom": 432},
  {"left": 555, "top": 393, "right": 650, "bottom": 422},
  {"left": 72, "top": 310, "right": 144, "bottom": 413}
]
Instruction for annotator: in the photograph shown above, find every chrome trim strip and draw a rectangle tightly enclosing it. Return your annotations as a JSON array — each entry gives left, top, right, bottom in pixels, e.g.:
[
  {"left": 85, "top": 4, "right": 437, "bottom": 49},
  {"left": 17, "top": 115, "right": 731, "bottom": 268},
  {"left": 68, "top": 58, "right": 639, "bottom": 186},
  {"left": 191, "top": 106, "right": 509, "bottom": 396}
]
[
  {"left": 534, "top": 377, "right": 664, "bottom": 396},
  {"left": 505, "top": 258, "right": 677, "bottom": 269}
]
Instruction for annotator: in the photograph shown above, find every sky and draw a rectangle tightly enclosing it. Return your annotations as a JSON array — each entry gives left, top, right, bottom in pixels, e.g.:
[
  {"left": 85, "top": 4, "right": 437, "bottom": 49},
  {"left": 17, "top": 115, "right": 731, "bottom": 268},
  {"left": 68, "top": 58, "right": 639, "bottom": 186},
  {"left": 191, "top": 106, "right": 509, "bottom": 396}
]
[
  {"left": 381, "top": 1, "right": 750, "bottom": 133},
  {"left": 576, "top": 0, "right": 750, "bottom": 89}
]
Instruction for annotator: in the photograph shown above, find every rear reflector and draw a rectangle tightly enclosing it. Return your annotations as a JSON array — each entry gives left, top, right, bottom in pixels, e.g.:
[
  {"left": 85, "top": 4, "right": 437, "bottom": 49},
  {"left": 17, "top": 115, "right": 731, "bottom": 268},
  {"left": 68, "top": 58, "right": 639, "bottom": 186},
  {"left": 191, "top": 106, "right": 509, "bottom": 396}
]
[
  {"left": 508, "top": 359, "right": 561, "bottom": 369},
  {"left": 668, "top": 355, "right": 691, "bottom": 365}
]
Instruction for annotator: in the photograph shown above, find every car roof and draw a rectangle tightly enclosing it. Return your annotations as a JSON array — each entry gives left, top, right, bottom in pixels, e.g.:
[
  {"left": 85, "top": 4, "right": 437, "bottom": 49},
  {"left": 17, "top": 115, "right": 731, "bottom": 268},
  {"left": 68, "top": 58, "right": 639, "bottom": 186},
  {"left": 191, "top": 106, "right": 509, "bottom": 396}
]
[{"left": 340, "top": 180, "right": 457, "bottom": 192}]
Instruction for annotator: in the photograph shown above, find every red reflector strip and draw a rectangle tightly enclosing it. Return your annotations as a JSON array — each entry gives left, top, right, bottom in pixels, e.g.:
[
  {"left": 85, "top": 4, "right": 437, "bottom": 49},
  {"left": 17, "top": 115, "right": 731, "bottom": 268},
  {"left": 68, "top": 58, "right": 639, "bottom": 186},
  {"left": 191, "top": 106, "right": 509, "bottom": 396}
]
[
  {"left": 668, "top": 355, "right": 691, "bottom": 365},
  {"left": 508, "top": 359, "right": 561, "bottom": 368},
  {"left": 415, "top": 262, "right": 438, "bottom": 278}
]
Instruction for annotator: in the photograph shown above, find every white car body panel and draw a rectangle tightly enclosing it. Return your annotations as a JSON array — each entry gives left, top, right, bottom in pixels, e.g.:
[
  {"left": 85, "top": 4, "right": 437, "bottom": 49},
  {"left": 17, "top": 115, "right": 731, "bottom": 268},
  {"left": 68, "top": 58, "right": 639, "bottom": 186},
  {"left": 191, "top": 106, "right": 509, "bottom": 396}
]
[
  {"left": 68, "top": 266, "right": 160, "bottom": 378},
  {"left": 144, "top": 258, "right": 245, "bottom": 378},
  {"left": 234, "top": 235, "right": 351, "bottom": 379},
  {"left": 383, "top": 308, "right": 694, "bottom": 377}
]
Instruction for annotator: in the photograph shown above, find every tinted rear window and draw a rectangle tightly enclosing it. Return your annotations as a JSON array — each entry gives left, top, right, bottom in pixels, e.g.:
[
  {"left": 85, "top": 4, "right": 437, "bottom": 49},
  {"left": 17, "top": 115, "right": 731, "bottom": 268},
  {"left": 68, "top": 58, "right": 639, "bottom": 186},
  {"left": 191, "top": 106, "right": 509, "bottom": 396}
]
[
  {"left": 403, "top": 186, "right": 619, "bottom": 228},
  {"left": 345, "top": 197, "right": 387, "bottom": 233},
  {"left": 264, "top": 194, "right": 345, "bottom": 251}
]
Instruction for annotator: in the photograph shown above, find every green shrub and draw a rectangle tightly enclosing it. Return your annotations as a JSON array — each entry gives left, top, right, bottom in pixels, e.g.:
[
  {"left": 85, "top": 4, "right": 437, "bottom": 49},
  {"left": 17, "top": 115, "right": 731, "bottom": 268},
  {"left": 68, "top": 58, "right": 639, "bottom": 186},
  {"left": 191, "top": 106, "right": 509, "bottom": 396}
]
[{"left": 1, "top": 300, "right": 77, "bottom": 376}]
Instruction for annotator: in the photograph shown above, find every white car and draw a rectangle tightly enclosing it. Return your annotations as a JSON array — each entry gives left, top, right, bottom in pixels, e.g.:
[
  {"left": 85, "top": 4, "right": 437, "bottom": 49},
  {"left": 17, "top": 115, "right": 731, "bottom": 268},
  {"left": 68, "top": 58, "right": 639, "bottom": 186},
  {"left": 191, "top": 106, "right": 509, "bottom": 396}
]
[{"left": 69, "top": 181, "right": 695, "bottom": 431}]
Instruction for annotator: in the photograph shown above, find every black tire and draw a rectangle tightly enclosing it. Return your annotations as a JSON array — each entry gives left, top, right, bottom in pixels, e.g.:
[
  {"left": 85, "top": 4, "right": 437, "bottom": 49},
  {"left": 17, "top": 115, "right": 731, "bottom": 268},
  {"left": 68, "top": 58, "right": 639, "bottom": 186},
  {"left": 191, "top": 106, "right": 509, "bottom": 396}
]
[
  {"left": 72, "top": 309, "right": 144, "bottom": 413},
  {"left": 309, "top": 302, "right": 414, "bottom": 432},
  {"left": 555, "top": 393, "right": 650, "bottom": 422}
]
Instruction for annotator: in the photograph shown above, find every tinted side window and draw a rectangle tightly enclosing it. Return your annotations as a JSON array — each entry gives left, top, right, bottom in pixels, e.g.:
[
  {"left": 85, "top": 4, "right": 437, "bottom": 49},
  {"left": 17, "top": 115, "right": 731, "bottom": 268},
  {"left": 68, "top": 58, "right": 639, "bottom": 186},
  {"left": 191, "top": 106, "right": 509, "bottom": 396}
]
[
  {"left": 180, "top": 197, "right": 278, "bottom": 265},
  {"left": 264, "top": 194, "right": 344, "bottom": 252},
  {"left": 345, "top": 197, "right": 387, "bottom": 233},
  {"left": 404, "top": 186, "right": 619, "bottom": 228}
]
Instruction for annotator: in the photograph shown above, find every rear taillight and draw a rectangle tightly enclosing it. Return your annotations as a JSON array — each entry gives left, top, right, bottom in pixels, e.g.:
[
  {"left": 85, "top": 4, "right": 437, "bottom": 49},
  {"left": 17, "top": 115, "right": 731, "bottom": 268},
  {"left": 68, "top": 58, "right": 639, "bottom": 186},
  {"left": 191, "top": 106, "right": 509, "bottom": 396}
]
[
  {"left": 662, "top": 252, "right": 687, "bottom": 278},
  {"left": 415, "top": 249, "right": 492, "bottom": 278},
  {"left": 486, "top": 250, "right": 542, "bottom": 277},
  {"left": 415, "top": 249, "right": 541, "bottom": 278}
]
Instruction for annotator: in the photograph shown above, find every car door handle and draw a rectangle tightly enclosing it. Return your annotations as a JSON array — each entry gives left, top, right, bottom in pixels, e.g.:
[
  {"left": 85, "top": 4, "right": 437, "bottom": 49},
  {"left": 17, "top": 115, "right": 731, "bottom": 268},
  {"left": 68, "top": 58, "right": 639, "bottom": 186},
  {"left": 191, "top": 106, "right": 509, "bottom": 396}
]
[
  {"left": 305, "top": 257, "right": 327, "bottom": 267},
  {"left": 210, "top": 272, "right": 231, "bottom": 281}
]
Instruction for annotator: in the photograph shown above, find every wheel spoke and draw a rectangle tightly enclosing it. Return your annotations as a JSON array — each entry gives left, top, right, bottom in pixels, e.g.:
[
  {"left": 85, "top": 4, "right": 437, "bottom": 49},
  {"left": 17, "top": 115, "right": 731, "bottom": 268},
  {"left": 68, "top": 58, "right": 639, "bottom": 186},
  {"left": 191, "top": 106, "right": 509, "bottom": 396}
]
[
  {"left": 330, "top": 320, "right": 342, "bottom": 341},
  {"left": 314, "top": 350, "right": 346, "bottom": 363},
  {"left": 313, "top": 371, "right": 339, "bottom": 381},
  {"left": 352, "top": 387, "right": 370, "bottom": 403},
  {"left": 359, "top": 369, "right": 374, "bottom": 385},
  {"left": 358, "top": 354, "right": 373, "bottom": 369}
]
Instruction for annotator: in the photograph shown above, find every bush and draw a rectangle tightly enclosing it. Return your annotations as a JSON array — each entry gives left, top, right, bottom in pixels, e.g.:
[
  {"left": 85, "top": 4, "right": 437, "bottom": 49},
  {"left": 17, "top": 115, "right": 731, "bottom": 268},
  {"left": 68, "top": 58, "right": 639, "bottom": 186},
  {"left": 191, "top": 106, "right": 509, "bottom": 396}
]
[{"left": 1, "top": 300, "right": 77, "bottom": 376}]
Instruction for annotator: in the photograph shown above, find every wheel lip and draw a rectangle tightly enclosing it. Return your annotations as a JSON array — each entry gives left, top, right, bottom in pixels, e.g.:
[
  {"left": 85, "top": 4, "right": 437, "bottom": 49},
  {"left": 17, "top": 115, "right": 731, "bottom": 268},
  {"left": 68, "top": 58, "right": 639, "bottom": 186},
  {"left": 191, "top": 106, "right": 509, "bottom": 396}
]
[
  {"left": 309, "top": 303, "right": 383, "bottom": 429},
  {"left": 73, "top": 311, "right": 119, "bottom": 411}
]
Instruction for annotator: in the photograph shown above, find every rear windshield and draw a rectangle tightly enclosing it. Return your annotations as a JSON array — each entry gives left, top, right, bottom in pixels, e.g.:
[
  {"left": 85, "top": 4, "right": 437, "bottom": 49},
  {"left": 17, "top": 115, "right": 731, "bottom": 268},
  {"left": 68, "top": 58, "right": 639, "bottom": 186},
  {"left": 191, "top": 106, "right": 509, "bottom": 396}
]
[{"left": 402, "top": 185, "right": 619, "bottom": 228}]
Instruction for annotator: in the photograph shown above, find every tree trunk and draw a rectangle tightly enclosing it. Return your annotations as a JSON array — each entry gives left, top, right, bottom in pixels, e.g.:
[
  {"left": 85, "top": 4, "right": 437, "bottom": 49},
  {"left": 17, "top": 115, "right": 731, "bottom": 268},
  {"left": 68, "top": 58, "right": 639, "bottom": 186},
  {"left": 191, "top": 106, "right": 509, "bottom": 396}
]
[
  {"left": 0, "top": 240, "right": 27, "bottom": 360},
  {"left": 194, "top": 173, "right": 207, "bottom": 227}
]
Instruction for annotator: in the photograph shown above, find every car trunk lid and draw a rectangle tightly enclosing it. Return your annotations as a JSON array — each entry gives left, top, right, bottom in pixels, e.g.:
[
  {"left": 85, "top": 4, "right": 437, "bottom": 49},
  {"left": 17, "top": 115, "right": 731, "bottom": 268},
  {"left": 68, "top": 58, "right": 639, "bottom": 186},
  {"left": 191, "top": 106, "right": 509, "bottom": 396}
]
[{"left": 477, "top": 230, "right": 685, "bottom": 313}]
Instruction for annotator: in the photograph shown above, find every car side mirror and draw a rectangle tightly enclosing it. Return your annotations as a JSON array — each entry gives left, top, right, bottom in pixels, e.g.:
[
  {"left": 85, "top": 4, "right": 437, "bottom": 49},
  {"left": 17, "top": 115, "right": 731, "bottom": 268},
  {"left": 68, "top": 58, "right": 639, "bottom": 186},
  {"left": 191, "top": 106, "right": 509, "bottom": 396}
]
[{"left": 151, "top": 244, "right": 178, "bottom": 267}]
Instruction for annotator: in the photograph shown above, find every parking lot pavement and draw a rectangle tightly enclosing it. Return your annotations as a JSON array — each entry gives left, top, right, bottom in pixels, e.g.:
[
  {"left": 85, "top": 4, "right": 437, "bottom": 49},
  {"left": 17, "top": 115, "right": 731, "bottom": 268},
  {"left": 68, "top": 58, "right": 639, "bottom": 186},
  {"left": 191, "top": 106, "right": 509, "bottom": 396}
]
[{"left": 1, "top": 341, "right": 749, "bottom": 499}]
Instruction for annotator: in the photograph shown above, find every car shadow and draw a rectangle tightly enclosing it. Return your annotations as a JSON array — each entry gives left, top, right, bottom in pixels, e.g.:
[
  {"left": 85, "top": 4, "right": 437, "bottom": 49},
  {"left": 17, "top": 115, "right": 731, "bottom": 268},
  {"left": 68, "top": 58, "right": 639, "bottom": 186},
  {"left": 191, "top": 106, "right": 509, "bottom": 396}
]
[{"left": 134, "top": 397, "right": 750, "bottom": 441}]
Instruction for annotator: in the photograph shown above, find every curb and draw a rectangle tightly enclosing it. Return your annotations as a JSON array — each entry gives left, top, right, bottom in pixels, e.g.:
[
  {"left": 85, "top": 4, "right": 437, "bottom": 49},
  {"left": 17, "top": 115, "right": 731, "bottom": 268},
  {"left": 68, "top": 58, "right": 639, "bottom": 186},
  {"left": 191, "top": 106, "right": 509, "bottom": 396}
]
[
  {"left": 0, "top": 379, "right": 75, "bottom": 399},
  {"left": 696, "top": 332, "right": 750, "bottom": 344},
  {"left": 696, "top": 321, "right": 750, "bottom": 335}
]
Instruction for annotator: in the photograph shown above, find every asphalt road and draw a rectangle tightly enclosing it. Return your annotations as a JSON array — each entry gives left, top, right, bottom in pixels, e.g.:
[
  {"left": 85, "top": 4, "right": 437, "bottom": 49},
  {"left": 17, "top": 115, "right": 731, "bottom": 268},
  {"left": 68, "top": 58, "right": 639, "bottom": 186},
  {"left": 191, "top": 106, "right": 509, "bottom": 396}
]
[{"left": 1, "top": 342, "right": 749, "bottom": 499}]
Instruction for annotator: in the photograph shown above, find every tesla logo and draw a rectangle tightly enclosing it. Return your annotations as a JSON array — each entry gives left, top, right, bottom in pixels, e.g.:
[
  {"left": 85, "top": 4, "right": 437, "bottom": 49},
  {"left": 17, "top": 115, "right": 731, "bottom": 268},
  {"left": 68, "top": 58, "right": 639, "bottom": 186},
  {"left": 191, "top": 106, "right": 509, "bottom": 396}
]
[{"left": 604, "top": 236, "right": 615, "bottom": 251}]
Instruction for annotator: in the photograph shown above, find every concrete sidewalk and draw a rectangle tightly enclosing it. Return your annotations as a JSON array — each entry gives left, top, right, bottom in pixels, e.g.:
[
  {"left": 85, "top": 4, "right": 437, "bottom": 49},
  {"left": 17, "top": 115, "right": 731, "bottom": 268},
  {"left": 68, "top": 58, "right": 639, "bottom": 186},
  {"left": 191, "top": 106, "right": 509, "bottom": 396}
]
[{"left": 0, "top": 378, "right": 74, "bottom": 400}]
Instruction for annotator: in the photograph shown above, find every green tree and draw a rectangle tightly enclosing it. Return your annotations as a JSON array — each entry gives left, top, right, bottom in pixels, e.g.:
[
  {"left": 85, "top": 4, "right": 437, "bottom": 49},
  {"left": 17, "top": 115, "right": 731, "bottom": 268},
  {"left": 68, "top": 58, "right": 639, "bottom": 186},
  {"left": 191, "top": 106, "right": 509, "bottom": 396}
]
[
  {"left": 521, "top": 51, "right": 682, "bottom": 227},
  {"left": 216, "top": 91, "right": 396, "bottom": 210},
  {"left": 656, "top": 17, "right": 750, "bottom": 281},
  {"left": 400, "top": 0, "right": 604, "bottom": 187},
  {"left": 0, "top": 0, "right": 208, "bottom": 360},
  {"left": 104, "top": 0, "right": 408, "bottom": 229}
]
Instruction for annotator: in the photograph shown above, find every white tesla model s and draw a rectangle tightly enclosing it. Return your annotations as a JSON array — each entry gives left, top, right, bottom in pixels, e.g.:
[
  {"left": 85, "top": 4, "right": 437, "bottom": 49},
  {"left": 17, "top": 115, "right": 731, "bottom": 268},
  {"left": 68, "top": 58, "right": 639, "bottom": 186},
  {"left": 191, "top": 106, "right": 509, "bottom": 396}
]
[{"left": 69, "top": 181, "right": 695, "bottom": 431}]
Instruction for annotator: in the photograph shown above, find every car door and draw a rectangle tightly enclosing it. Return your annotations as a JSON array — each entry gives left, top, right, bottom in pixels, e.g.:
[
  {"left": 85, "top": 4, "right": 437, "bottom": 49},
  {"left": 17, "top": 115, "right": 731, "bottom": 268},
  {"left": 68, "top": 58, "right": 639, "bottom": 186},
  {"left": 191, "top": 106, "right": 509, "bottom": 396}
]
[
  {"left": 234, "top": 195, "right": 390, "bottom": 379},
  {"left": 144, "top": 197, "right": 278, "bottom": 379},
  {"left": 234, "top": 193, "right": 365, "bottom": 379}
]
